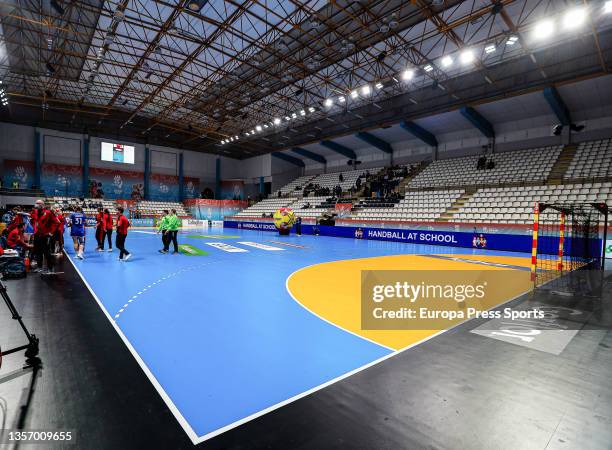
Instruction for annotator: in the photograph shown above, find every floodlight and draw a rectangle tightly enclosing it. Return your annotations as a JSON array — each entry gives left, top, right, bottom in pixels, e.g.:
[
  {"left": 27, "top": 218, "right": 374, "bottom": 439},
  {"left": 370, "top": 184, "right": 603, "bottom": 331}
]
[
  {"left": 533, "top": 19, "right": 554, "bottom": 40},
  {"left": 441, "top": 55, "right": 453, "bottom": 67},
  {"left": 401, "top": 69, "right": 414, "bottom": 80},
  {"left": 563, "top": 8, "right": 587, "bottom": 29},
  {"left": 460, "top": 49, "right": 475, "bottom": 64}
]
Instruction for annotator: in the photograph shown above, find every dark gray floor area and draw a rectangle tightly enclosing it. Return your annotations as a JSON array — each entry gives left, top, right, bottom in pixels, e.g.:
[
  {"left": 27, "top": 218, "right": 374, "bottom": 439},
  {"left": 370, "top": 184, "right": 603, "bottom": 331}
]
[{"left": 0, "top": 260, "right": 611, "bottom": 450}]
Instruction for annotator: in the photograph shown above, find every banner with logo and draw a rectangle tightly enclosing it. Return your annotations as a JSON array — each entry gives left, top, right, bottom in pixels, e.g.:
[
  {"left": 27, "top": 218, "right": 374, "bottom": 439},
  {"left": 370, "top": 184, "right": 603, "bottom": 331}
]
[
  {"left": 224, "top": 220, "right": 604, "bottom": 256},
  {"left": 42, "top": 162, "right": 82, "bottom": 197},
  {"left": 335, "top": 203, "right": 352, "bottom": 218},
  {"left": 220, "top": 180, "right": 245, "bottom": 200},
  {"left": 88, "top": 167, "right": 144, "bottom": 200},
  {"left": 149, "top": 173, "right": 200, "bottom": 201},
  {"left": 3, "top": 160, "right": 35, "bottom": 189},
  {"left": 606, "top": 240, "right": 612, "bottom": 259},
  {"left": 185, "top": 199, "right": 247, "bottom": 220}
]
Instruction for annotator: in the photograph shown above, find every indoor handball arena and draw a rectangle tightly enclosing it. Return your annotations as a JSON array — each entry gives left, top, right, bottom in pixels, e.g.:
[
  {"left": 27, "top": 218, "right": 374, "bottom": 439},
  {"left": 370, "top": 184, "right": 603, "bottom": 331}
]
[{"left": 0, "top": 1, "right": 612, "bottom": 449}]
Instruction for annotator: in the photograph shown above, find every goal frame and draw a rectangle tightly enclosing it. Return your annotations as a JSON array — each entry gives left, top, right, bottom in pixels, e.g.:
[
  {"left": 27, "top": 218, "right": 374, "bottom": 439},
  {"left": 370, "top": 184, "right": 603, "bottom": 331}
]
[{"left": 530, "top": 202, "right": 608, "bottom": 285}]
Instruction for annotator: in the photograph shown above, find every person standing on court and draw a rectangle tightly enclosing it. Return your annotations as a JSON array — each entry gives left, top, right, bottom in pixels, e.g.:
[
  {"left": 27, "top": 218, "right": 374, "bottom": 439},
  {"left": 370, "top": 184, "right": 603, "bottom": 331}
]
[
  {"left": 115, "top": 206, "right": 131, "bottom": 261},
  {"left": 166, "top": 209, "right": 180, "bottom": 254},
  {"left": 68, "top": 206, "right": 87, "bottom": 260},
  {"left": 30, "top": 199, "right": 48, "bottom": 272},
  {"left": 103, "top": 208, "right": 114, "bottom": 252},
  {"left": 95, "top": 207, "right": 106, "bottom": 251},
  {"left": 295, "top": 216, "right": 302, "bottom": 236},
  {"left": 38, "top": 204, "right": 62, "bottom": 274},
  {"left": 157, "top": 210, "right": 170, "bottom": 254}
]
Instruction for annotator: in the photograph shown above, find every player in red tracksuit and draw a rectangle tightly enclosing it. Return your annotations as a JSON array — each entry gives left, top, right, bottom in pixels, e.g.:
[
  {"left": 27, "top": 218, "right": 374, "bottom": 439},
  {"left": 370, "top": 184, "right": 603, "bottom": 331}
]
[
  {"left": 54, "top": 206, "right": 65, "bottom": 252},
  {"left": 103, "top": 208, "right": 114, "bottom": 252},
  {"left": 38, "top": 205, "right": 61, "bottom": 274},
  {"left": 115, "top": 207, "right": 131, "bottom": 261},
  {"left": 8, "top": 223, "right": 33, "bottom": 256},
  {"left": 30, "top": 199, "right": 48, "bottom": 272},
  {"left": 7, "top": 206, "right": 23, "bottom": 234},
  {"left": 95, "top": 207, "right": 106, "bottom": 251}
]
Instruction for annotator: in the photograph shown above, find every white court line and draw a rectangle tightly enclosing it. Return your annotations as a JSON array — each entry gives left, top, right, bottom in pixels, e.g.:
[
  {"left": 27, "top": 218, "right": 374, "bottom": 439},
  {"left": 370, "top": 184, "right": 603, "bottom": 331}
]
[{"left": 237, "top": 242, "right": 285, "bottom": 251}]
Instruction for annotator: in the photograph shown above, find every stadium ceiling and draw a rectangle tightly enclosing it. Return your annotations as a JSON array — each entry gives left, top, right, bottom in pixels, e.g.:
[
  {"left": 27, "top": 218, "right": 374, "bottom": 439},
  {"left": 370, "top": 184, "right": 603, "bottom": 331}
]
[{"left": 0, "top": 0, "right": 611, "bottom": 159}]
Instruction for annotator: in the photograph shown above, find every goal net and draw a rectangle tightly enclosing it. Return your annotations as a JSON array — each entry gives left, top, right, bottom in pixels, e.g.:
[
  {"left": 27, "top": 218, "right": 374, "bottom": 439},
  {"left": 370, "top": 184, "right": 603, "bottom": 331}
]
[{"left": 531, "top": 202, "right": 608, "bottom": 287}]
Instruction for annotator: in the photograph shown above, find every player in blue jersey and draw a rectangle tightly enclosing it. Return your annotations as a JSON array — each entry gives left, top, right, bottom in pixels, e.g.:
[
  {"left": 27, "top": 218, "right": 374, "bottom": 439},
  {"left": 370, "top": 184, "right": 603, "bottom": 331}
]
[{"left": 68, "top": 206, "right": 87, "bottom": 260}]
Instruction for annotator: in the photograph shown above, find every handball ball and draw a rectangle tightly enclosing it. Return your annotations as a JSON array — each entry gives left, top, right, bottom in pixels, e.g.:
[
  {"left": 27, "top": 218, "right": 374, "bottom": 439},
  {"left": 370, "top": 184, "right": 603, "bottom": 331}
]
[{"left": 273, "top": 207, "right": 296, "bottom": 230}]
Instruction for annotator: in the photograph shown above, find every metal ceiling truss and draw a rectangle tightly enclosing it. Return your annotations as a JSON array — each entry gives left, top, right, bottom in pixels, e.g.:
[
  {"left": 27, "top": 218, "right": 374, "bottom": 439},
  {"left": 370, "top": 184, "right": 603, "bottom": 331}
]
[{"left": 0, "top": 0, "right": 610, "bottom": 158}]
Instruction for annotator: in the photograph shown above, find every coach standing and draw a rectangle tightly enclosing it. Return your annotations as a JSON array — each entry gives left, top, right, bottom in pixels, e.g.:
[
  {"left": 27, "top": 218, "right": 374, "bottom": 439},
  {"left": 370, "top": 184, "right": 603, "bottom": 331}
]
[
  {"left": 115, "top": 207, "right": 131, "bottom": 261},
  {"left": 30, "top": 199, "right": 47, "bottom": 272}
]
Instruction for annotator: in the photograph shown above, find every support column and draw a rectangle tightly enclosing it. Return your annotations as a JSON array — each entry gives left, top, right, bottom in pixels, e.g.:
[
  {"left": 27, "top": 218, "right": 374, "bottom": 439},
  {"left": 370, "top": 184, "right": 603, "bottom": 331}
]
[
  {"left": 259, "top": 176, "right": 264, "bottom": 195},
  {"left": 144, "top": 146, "right": 150, "bottom": 200},
  {"left": 178, "top": 153, "right": 184, "bottom": 201},
  {"left": 34, "top": 130, "right": 41, "bottom": 189},
  {"left": 82, "top": 135, "right": 90, "bottom": 196},
  {"left": 215, "top": 158, "right": 221, "bottom": 199}
]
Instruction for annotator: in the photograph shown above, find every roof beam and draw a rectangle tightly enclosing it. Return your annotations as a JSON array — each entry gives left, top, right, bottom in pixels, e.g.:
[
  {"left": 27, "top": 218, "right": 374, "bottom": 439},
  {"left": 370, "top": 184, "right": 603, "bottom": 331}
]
[
  {"left": 355, "top": 132, "right": 392, "bottom": 154},
  {"left": 320, "top": 140, "right": 357, "bottom": 160},
  {"left": 399, "top": 120, "right": 438, "bottom": 147},
  {"left": 543, "top": 86, "right": 571, "bottom": 126},
  {"left": 272, "top": 152, "right": 305, "bottom": 167},
  {"left": 460, "top": 106, "right": 495, "bottom": 139},
  {"left": 291, "top": 147, "right": 326, "bottom": 164}
]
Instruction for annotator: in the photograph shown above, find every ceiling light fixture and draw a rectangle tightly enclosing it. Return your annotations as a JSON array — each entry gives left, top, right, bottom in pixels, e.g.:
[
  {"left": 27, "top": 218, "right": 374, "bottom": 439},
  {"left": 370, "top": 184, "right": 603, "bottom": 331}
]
[
  {"left": 324, "top": 98, "right": 333, "bottom": 107},
  {"left": 606, "top": 1, "right": 612, "bottom": 13},
  {"left": 401, "top": 69, "right": 414, "bottom": 80},
  {"left": 338, "top": 96, "right": 346, "bottom": 103},
  {"left": 484, "top": 44, "right": 496, "bottom": 54},
  {"left": 350, "top": 90, "right": 359, "bottom": 99},
  {"left": 375, "top": 82, "right": 383, "bottom": 89},
  {"left": 441, "top": 55, "right": 453, "bottom": 67},
  {"left": 273, "top": 117, "right": 281, "bottom": 125},
  {"left": 563, "top": 7, "right": 587, "bottom": 29},
  {"left": 423, "top": 64, "right": 433, "bottom": 72},
  {"left": 533, "top": 19, "right": 555, "bottom": 40},
  {"left": 187, "top": 0, "right": 209, "bottom": 12},
  {"left": 361, "top": 85, "right": 371, "bottom": 96},
  {"left": 255, "top": 125, "right": 262, "bottom": 132},
  {"left": 460, "top": 49, "right": 475, "bottom": 64}
]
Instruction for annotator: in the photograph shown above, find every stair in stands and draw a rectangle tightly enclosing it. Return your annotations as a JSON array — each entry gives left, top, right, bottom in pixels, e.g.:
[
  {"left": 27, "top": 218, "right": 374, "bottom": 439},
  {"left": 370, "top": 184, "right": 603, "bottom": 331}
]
[
  {"left": 437, "top": 188, "right": 477, "bottom": 222},
  {"left": 352, "top": 167, "right": 387, "bottom": 198},
  {"left": 547, "top": 144, "right": 577, "bottom": 184},
  {"left": 395, "top": 160, "right": 430, "bottom": 193}
]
